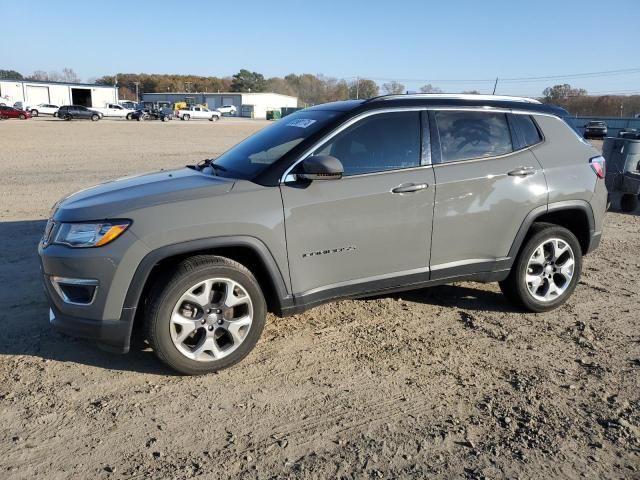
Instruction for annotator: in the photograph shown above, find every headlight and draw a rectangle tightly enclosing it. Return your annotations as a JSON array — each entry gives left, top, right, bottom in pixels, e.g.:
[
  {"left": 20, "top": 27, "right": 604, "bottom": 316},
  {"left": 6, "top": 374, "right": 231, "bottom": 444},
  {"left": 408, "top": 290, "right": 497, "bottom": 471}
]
[{"left": 53, "top": 221, "right": 130, "bottom": 248}]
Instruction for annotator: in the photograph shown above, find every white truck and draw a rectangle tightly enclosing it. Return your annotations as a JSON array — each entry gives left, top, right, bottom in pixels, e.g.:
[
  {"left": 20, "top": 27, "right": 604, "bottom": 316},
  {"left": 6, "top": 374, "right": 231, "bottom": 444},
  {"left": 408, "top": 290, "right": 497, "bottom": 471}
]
[
  {"left": 90, "top": 103, "right": 136, "bottom": 119},
  {"left": 177, "top": 106, "right": 221, "bottom": 122}
]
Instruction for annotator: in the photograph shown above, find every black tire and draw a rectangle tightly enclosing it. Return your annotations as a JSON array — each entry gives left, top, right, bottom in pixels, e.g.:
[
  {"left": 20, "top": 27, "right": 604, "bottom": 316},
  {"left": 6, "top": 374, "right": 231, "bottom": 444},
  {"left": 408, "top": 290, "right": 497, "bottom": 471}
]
[
  {"left": 91, "top": 114, "right": 99, "bottom": 121},
  {"left": 184, "top": 114, "right": 190, "bottom": 121},
  {"left": 620, "top": 194, "right": 639, "bottom": 213},
  {"left": 31, "top": 109, "right": 38, "bottom": 117},
  {"left": 19, "top": 114, "right": 26, "bottom": 120},
  {"left": 64, "top": 115, "right": 71, "bottom": 121},
  {"left": 210, "top": 115, "right": 219, "bottom": 122},
  {"left": 53, "top": 111, "right": 57, "bottom": 117},
  {"left": 145, "top": 255, "right": 267, "bottom": 375},
  {"left": 499, "top": 223, "right": 582, "bottom": 313},
  {"left": 126, "top": 113, "right": 133, "bottom": 120}
]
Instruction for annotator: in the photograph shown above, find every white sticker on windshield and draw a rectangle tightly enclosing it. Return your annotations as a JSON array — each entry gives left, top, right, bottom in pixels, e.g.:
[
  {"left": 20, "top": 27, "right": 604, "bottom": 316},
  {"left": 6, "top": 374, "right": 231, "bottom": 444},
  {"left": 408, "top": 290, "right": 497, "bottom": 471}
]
[{"left": 286, "top": 118, "right": 316, "bottom": 128}]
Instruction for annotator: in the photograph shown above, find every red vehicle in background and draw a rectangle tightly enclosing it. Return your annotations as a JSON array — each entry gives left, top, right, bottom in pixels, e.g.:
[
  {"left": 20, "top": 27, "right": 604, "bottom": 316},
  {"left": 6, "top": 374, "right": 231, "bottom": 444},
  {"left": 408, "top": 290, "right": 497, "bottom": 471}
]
[{"left": 0, "top": 105, "right": 31, "bottom": 119}]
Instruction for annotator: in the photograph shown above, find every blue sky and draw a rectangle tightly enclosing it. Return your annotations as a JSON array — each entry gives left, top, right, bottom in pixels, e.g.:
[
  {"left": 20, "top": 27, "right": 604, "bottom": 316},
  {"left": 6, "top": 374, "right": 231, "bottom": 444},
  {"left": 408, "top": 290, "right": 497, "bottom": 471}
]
[{"left": 2, "top": 0, "right": 640, "bottom": 96}]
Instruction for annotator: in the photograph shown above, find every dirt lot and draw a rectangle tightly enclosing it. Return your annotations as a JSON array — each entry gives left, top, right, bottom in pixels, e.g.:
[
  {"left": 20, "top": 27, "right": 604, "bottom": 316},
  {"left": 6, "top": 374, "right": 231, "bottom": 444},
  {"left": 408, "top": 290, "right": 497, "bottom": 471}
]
[{"left": 0, "top": 118, "right": 638, "bottom": 479}]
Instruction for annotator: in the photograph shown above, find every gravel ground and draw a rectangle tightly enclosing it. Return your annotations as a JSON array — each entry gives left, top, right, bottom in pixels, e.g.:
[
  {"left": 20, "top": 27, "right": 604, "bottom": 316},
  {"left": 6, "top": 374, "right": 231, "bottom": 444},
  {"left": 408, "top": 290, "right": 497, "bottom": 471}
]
[{"left": 0, "top": 118, "right": 638, "bottom": 479}]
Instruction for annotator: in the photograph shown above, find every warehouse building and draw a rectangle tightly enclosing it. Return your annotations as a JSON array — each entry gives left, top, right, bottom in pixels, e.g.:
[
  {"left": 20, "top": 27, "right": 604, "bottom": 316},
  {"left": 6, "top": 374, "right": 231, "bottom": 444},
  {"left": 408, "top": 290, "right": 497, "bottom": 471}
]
[
  {"left": 0, "top": 79, "right": 118, "bottom": 108},
  {"left": 142, "top": 91, "right": 298, "bottom": 119}
]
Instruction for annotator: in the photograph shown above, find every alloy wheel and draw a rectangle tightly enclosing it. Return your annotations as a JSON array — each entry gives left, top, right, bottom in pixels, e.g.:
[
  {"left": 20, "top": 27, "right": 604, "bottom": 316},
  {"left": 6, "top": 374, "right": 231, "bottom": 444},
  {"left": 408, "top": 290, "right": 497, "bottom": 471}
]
[
  {"left": 525, "top": 238, "right": 575, "bottom": 302},
  {"left": 169, "top": 277, "right": 253, "bottom": 362}
]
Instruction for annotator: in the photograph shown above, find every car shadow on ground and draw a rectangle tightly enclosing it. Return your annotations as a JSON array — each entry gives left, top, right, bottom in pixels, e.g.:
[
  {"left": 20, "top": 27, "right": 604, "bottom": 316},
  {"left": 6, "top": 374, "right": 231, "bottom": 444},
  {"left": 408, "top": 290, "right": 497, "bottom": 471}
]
[
  {"left": 0, "top": 219, "right": 524, "bottom": 374},
  {"left": 0, "top": 219, "right": 176, "bottom": 376}
]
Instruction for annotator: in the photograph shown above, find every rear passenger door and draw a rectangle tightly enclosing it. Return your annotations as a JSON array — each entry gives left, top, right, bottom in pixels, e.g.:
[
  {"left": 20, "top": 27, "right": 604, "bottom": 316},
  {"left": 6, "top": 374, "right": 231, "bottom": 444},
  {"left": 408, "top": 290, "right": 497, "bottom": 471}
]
[{"left": 429, "top": 110, "right": 547, "bottom": 278}]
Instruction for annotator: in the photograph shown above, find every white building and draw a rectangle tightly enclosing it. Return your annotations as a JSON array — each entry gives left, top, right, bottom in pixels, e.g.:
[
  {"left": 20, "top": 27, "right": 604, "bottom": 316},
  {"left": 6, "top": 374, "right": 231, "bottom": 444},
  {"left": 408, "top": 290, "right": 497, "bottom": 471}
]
[
  {"left": 142, "top": 91, "right": 298, "bottom": 119},
  {"left": 0, "top": 79, "right": 118, "bottom": 108}
]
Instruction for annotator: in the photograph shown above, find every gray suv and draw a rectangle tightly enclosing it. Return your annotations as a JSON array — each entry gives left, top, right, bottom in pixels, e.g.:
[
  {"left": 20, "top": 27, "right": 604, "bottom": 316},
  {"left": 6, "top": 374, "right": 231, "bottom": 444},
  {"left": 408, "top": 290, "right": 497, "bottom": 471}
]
[{"left": 38, "top": 94, "right": 607, "bottom": 375}]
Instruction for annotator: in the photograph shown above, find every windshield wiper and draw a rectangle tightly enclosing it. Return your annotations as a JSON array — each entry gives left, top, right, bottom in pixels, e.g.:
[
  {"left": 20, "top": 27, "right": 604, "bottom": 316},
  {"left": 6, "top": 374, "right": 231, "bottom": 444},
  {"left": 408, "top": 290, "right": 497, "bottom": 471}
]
[{"left": 190, "top": 158, "right": 228, "bottom": 175}]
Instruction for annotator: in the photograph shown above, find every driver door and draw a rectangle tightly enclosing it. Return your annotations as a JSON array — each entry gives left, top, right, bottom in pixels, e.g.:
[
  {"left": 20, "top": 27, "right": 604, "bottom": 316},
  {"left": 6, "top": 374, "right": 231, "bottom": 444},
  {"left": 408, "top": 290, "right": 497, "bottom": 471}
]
[{"left": 280, "top": 110, "right": 435, "bottom": 298}]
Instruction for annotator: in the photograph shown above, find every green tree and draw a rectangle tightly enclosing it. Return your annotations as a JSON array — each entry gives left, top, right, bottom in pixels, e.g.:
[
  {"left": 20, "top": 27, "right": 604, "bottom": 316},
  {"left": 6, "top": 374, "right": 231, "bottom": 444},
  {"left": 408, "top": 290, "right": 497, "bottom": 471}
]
[
  {"left": 230, "top": 69, "right": 266, "bottom": 92},
  {"left": 0, "top": 69, "right": 23, "bottom": 79}
]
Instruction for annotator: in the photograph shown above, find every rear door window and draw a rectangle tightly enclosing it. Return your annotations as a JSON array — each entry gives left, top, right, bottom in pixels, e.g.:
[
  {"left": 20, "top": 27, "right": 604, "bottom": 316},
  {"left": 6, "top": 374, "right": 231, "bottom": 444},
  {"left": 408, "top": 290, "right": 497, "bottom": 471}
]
[{"left": 435, "top": 111, "right": 513, "bottom": 162}]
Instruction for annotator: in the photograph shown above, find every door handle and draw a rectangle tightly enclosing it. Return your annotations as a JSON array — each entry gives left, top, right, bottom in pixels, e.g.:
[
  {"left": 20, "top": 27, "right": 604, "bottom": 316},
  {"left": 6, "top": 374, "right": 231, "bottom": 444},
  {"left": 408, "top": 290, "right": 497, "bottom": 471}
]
[
  {"left": 391, "top": 183, "right": 429, "bottom": 194},
  {"left": 507, "top": 167, "right": 536, "bottom": 177}
]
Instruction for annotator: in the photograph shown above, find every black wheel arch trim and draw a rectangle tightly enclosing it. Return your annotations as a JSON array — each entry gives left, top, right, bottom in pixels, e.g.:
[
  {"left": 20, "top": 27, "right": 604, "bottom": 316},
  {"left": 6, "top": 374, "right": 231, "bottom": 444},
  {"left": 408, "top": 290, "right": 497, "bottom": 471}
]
[
  {"left": 121, "top": 235, "right": 293, "bottom": 325},
  {"left": 507, "top": 200, "right": 596, "bottom": 261}
]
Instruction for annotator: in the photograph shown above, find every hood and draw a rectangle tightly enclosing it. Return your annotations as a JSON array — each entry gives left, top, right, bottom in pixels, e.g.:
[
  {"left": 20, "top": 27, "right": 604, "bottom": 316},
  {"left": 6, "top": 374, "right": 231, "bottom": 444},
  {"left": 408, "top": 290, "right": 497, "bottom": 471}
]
[{"left": 54, "top": 167, "right": 235, "bottom": 222}]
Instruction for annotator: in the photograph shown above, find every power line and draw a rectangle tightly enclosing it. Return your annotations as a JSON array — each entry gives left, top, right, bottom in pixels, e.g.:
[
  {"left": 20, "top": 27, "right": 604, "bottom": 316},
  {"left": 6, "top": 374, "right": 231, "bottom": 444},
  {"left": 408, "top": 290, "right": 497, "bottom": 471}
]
[{"left": 343, "top": 67, "right": 640, "bottom": 85}]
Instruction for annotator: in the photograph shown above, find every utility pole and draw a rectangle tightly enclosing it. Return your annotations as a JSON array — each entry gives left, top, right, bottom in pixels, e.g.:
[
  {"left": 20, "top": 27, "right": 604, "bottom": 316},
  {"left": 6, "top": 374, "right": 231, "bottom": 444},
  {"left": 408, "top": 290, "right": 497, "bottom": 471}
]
[{"left": 492, "top": 77, "right": 499, "bottom": 95}]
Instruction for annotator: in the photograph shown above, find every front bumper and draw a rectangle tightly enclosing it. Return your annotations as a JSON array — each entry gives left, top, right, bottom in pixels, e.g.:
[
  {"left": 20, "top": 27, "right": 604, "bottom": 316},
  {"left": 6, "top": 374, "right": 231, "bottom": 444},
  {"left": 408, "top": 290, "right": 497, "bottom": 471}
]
[
  {"left": 38, "top": 229, "right": 149, "bottom": 353},
  {"left": 48, "top": 304, "right": 135, "bottom": 353}
]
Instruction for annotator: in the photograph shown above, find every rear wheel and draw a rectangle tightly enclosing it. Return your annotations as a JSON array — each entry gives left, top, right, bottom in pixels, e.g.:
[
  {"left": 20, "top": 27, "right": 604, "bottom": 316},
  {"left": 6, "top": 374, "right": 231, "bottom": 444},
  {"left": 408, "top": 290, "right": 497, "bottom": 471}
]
[
  {"left": 499, "top": 223, "right": 582, "bottom": 312},
  {"left": 126, "top": 113, "right": 133, "bottom": 120},
  {"left": 145, "top": 255, "right": 266, "bottom": 375},
  {"left": 620, "top": 194, "right": 639, "bottom": 213}
]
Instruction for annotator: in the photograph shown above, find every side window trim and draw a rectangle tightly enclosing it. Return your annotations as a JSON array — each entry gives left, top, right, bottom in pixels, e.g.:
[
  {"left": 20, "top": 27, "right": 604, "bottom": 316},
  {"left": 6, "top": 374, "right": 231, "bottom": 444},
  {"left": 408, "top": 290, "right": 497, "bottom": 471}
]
[
  {"left": 427, "top": 110, "right": 442, "bottom": 165},
  {"left": 420, "top": 111, "right": 431, "bottom": 166},
  {"left": 507, "top": 113, "right": 525, "bottom": 150}
]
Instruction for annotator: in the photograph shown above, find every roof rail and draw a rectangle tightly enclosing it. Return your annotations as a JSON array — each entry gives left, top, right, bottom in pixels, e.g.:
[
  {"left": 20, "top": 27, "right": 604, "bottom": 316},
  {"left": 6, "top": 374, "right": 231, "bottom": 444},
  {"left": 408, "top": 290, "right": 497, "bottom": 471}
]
[{"left": 367, "top": 93, "right": 541, "bottom": 104}]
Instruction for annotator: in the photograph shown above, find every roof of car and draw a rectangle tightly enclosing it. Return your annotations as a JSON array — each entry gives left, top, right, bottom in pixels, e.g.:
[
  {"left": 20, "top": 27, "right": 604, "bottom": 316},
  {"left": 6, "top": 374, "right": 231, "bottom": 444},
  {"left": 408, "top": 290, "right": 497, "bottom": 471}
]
[{"left": 306, "top": 94, "right": 568, "bottom": 117}]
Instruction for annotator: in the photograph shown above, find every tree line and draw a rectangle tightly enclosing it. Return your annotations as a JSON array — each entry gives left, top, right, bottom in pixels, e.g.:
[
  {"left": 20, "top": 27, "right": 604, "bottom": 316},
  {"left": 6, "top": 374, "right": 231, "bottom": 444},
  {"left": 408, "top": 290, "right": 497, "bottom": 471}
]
[{"left": 1, "top": 68, "right": 639, "bottom": 116}]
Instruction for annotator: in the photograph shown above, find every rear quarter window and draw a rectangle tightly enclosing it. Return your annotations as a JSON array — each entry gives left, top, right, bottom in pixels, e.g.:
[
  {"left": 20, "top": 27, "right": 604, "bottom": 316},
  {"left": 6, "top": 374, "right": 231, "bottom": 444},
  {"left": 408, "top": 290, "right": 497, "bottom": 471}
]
[{"left": 512, "top": 114, "right": 543, "bottom": 148}]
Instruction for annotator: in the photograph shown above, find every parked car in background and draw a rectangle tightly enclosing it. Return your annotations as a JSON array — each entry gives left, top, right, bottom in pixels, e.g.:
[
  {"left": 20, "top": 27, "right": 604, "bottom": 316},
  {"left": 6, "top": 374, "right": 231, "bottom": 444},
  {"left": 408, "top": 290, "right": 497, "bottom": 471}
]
[
  {"left": 132, "top": 106, "right": 173, "bottom": 122},
  {"left": 29, "top": 104, "right": 60, "bottom": 117},
  {"left": 215, "top": 104, "right": 237, "bottom": 115},
  {"left": 584, "top": 121, "right": 608, "bottom": 139},
  {"left": 91, "top": 103, "right": 135, "bottom": 119},
  {"left": 0, "top": 105, "right": 31, "bottom": 119},
  {"left": 177, "top": 106, "right": 221, "bottom": 121},
  {"left": 119, "top": 100, "right": 138, "bottom": 110},
  {"left": 57, "top": 105, "right": 101, "bottom": 121}
]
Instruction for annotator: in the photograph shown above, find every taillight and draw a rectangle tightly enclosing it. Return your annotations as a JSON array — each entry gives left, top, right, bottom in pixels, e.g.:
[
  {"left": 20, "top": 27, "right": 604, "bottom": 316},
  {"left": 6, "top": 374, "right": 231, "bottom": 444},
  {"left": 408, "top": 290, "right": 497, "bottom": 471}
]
[{"left": 590, "top": 155, "right": 605, "bottom": 179}]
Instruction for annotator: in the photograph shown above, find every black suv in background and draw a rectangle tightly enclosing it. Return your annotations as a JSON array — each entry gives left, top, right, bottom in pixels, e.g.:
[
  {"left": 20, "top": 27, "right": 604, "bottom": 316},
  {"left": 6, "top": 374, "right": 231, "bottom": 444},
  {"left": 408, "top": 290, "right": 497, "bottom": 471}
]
[
  {"left": 58, "top": 105, "right": 101, "bottom": 121},
  {"left": 584, "top": 121, "right": 607, "bottom": 139}
]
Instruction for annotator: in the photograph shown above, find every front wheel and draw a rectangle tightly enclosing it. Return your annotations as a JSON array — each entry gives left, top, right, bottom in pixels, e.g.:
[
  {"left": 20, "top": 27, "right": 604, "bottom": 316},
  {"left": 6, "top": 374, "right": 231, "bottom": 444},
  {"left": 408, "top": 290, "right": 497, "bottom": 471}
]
[
  {"left": 91, "top": 114, "right": 99, "bottom": 121},
  {"left": 499, "top": 223, "right": 582, "bottom": 312},
  {"left": 210, "top": 115, "right": 219, "bottom": 122},
  {"left": 19, "top": 114, "right": 26, "bottom": 120},
  {"left": 183, "top": 114, "right": 190, "bottom": 121},
  {"left": 31, "top": 109, "right": 38, "bottom": 117},
  {"left": 145, "top": 255, "right": 266, "bottom": 375}
]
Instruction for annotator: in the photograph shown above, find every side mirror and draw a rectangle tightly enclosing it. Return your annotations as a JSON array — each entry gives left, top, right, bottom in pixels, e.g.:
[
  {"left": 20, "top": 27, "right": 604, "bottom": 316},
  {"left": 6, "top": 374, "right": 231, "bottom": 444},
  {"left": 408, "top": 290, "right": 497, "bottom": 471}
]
[{"left": 298, "top": 155, "right": 344, "bottom": 181}]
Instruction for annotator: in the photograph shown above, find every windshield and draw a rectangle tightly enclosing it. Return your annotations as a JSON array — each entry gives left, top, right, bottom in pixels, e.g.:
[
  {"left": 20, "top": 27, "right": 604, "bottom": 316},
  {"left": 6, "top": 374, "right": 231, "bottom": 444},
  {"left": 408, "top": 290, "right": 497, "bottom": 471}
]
[{"left": 212, "top": 110, "right": 340, "bottom": 179}]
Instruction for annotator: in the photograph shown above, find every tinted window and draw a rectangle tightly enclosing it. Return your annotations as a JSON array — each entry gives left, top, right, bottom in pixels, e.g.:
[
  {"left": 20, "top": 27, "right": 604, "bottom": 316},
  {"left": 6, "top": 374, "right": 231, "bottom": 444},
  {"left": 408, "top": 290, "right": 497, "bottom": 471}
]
[
  {"left": 436, "top": 111, "right": 512, "bottom": 162},
  {"left": 314, "top": 112, "right": 421, "bottom": 176},
  {"left": 512, "top": 114, "right": 542, "bottom": 147}
]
